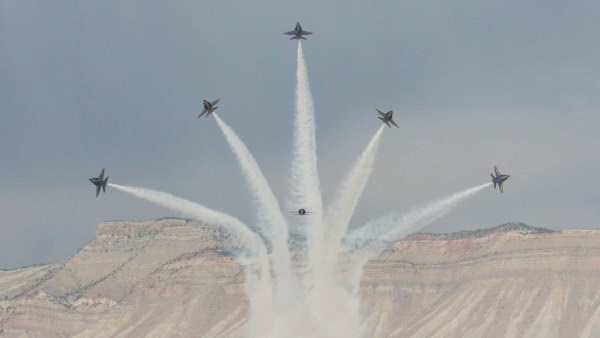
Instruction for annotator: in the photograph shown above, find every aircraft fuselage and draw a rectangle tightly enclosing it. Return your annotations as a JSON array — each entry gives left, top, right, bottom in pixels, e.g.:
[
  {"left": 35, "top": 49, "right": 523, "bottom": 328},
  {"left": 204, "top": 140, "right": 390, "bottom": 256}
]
[
  {"left": 490, "top": 166, "right": 510, "bottom": 193},
  {"left": 493, "top": 175, "right": 510, "bottom": 184},
  {"left": 89, "top": 168, "right": 108, "bottom": 197},
  {"left": 376, "top": 109, "right": 399, "bottom": 128}
]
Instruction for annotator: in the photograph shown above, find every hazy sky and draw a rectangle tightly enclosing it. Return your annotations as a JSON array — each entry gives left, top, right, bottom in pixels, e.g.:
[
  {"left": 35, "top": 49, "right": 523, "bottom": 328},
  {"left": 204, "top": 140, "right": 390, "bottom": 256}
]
[{"left": 1, "top": 1, "right": 599, "bottom": 268}]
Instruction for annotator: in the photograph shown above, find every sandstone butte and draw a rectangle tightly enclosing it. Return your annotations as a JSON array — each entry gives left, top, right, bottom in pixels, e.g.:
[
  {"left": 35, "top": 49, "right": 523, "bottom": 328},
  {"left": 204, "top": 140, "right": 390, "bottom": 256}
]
[{"left": 1, "top": 219, "right": 599, "bottom": 337}]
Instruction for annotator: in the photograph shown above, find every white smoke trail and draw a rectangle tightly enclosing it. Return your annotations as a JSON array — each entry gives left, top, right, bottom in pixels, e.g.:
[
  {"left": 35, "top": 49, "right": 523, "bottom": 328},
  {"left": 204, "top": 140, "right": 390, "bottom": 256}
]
[
  {"left": 290, "top": 41, "right": 323, "bottom": 215},
  {"left": 346, "top": 182, "right": 492, "bottom": 254},
  {"left": 284, "top": 41, "right": 365, "bottom": 338},
  {"left": 290, "top": 41, "right": 326, "bottom": 293},
  {"left": 343, "top": 182, "right": 492, "bottom": 298},
  {"left": 324, "top": 125, "right": 385, "bottom": 265},
  {"left": 96, "top": 36, "right": 497, "bottom": 338},
  {"left": 292, "top": 125, "right": 385, "bottom": 338},
  {"left": 108, "top": 183, "right": 265, "bottom": 255},
  {"left": 107, "top": 183, "right": 274, "bottom": 335},
  {"left": 213, "top": 113, "right": 296, "bottom": 312}
]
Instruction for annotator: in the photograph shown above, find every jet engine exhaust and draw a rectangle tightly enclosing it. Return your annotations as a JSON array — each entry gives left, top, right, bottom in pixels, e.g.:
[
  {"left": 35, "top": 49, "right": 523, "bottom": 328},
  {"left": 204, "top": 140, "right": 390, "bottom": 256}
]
[
  {"left": 346, "top": 182, "right": 492, "bottom": 253},
  {"left": 107, "top": 183, "right": 266, "bottom": 258},
  {"left": 290, "top": 41, "right": 326, "bottom": 294},
  {"left": 324, "top": 125, "right": 385, "bottom": 268},
  {"left": 342, "top": 182, "right": 492, "bottom": 297},
  {"left": 213, "top": 113, "right": 297, "bottom": 301},
  {"left": 99, "top": 31, "right": 499, "bottom": 337},
  {"left": 106, "top": 182, "right": 273, "bottom": 333}
]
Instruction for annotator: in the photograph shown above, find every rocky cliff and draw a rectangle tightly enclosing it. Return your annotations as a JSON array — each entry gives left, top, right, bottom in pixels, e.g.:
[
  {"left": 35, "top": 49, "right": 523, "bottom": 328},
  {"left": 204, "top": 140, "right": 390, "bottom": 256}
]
[
  {"left": 0, "top": 219, "right": 247, "bottom": 337},
  {"left": 1, "top": 220, "right": 599, "bottom": 337},
  {"left": 361, "top": 223, "right": 600, "bottom": 337}
]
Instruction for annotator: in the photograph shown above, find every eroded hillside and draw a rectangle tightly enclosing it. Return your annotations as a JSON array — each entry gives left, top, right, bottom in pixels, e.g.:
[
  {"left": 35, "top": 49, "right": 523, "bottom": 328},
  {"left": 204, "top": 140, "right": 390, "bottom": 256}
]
[{"left": 1, "top": 220, "right": 599, "bottom": 337}]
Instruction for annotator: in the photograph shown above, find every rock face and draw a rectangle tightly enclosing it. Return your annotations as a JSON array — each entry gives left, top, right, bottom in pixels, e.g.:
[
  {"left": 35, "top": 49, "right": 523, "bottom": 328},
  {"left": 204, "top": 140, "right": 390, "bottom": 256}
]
[
  {"left": 361, "top": 223, "right": 600, "bottom": 338},
  {"left": 0, "top": 219, "right": 248, "bottom": 338},
  {"left": 1, "top": 220, "right": 600, "bottom": 337}
]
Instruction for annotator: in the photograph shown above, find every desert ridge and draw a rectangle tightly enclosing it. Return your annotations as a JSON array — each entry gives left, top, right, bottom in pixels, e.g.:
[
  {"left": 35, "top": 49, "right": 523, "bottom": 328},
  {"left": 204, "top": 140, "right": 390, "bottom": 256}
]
[{"left": 1, "top": 220, "right": 600, "bottom": 337}]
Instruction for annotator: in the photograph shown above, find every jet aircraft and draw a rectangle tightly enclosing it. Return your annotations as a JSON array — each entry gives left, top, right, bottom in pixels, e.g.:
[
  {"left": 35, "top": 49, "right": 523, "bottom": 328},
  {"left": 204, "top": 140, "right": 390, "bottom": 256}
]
[
  {"left": 89, "top": 168, "right": 109, "bottom": 198},
  {"left": 198, "top": 98, "right": 221, "bottom": 118},
  {"left": 284, "top": 22, "right": 313, "bottom": 40},
  {"left": 376, "top": 109, "right": 399, "bottom": 128},
  {"left": 490, "top": 166, "right": 510, "bottom": 193},
  {"left": 290, "top": 208, "right": 314, "bottom": 216}
]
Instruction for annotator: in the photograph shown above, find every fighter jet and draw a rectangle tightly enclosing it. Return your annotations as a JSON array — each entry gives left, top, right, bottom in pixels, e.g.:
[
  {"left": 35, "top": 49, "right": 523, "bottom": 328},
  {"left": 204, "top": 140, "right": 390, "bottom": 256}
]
[
  {"left": 89, "top": 168, "right": 109, "bottom": 198},
  {"left": 290, "top": 208, "right": 315, "bottom": 216},
  {"left": 490, "top": 165, "right": 510, "bottom": 193},
  {"left": 198, "top": 98, "right": 221, "bottom": 118},
  {"left": 376, "top": 109, "right": 399, "bottom": 128},
  {"left": 284, "top": 22, "right": 313, "bottom": 40}
]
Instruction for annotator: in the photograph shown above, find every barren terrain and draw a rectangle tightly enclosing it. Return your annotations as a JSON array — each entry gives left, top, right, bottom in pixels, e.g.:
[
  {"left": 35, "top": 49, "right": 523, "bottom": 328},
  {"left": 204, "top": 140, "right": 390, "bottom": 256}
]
[{"left": 1, "top": 220, "right": 599, "bottom": 337}]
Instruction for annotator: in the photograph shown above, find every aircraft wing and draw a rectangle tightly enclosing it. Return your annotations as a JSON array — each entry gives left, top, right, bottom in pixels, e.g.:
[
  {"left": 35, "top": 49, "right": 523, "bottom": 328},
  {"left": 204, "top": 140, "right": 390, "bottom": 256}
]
[
  {"left": 98, "top": 168, "right": 105, "bottom": 181},
  {"left": 376, "top": 109, "right": 386, "bottom": 117},
  {"left": 96, "top": 185, "right": 101, "bottom": 198},
  {"left": 494, "top": 166, "right": 500, "bottom": 176},
  {"left": 390, "top": 119, "right": 399, "bottom": 128},
  {"left": 198, "top": 109, "right": 207, "bottom": 118},
  {"left": 284, "top": 31, "right": 296, "bottom": 35},
  {"left": 211, "top": 98, "right": 221, "bottom": 106},
  {"left": 289, "top": 211, "right": 315, "bottom": 215},
  {"left": 499, "top": 182, "right": 504, "bottom": 193},
  {"left": 302, "top": 31, "right": 313, "bottom": 35}
]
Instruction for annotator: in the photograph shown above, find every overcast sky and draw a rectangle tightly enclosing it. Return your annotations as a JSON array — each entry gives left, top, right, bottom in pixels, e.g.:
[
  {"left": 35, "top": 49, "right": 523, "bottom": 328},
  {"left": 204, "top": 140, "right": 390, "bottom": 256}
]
[{"left": 1, "top": 1, "right": 599, "bottom": 268}]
